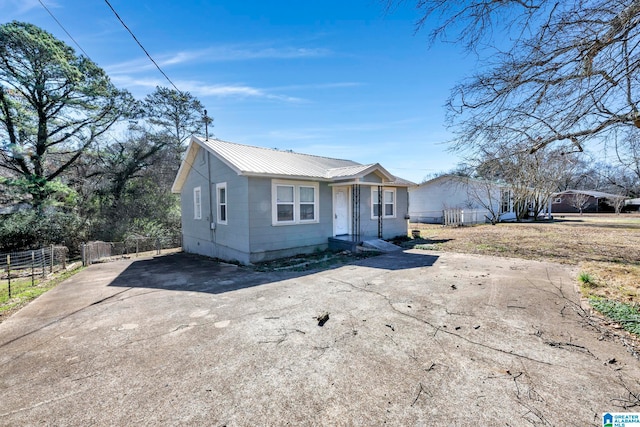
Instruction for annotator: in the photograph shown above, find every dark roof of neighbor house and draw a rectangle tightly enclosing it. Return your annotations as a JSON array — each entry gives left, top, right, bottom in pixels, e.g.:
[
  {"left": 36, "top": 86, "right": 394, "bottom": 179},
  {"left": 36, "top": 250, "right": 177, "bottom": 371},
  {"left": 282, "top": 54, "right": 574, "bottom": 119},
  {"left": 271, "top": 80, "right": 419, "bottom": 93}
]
[{"left": 172, "top": 136, "right": 414, "bottom": 193}]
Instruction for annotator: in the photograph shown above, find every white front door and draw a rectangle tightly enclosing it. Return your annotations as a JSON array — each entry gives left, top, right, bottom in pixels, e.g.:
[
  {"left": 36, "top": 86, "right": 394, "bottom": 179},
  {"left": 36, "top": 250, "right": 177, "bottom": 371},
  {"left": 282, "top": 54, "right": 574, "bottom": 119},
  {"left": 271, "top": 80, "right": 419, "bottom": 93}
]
[{"left": 333, "top": 186, "right": 350, "bottom": 235}]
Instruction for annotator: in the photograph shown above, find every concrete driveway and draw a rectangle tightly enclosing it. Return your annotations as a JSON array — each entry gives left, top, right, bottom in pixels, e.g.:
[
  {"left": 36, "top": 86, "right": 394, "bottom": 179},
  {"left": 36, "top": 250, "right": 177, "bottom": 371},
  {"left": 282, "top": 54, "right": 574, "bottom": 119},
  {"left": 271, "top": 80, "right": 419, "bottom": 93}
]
[{"left": 1, "top": 250, "right": 638, "bottom": 426}]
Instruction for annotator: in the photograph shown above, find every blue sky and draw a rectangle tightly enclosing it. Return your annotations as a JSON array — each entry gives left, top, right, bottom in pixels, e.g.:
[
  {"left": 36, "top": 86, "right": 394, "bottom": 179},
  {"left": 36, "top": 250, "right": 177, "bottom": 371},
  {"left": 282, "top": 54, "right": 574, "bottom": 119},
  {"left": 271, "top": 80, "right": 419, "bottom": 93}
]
[{"left": 2, "top": 0, "right": 471, "bottom": 183}]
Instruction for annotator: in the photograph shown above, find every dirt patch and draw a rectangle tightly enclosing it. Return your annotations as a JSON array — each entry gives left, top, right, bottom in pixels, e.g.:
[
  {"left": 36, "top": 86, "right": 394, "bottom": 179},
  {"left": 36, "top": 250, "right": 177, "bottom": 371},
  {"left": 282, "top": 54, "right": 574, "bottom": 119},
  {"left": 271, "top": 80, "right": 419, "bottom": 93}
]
[
  {"left": 409, "top": 214, "right": 640, "bottom": 304},
  {"left": 252, "top": 249, "right": 379, "bottom": 272}
]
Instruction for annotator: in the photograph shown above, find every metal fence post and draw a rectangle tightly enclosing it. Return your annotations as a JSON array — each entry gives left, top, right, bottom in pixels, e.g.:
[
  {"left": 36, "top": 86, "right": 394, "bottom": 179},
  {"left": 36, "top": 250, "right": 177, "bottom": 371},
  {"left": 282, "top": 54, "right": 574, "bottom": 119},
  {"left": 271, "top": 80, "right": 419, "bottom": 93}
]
[
  {"left": 7, "top": 254, "right": 11, "bottom": 299},
  {"left": 31, "top": 251, "right": 35, "bottom": 287},
  {"left": 41, "top": 248, "right": 45, "bottom": 278},
  {"left": 50, "top": 245, "right": 54, "bottom": 274}
]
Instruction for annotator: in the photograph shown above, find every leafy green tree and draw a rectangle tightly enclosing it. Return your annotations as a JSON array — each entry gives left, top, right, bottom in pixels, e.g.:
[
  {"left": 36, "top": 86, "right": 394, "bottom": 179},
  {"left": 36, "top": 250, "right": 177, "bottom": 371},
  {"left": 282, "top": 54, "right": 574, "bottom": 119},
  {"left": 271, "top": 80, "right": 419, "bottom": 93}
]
[
  {"left": 89, "top": 87, "right": 204, "bottom": 242},
  {"left": 0, "top": 21, "right": 134, "bottom": 209},
  {"left": 143, "top": 86, "right": 204, "bottom": 156}
]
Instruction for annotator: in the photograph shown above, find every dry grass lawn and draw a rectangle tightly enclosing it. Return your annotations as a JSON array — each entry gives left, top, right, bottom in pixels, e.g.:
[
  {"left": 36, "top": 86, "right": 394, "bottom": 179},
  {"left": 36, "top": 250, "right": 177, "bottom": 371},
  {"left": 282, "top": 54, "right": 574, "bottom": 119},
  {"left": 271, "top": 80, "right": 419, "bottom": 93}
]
[{"left": 409, "top": 213, "right": 640, "bottom": 304}]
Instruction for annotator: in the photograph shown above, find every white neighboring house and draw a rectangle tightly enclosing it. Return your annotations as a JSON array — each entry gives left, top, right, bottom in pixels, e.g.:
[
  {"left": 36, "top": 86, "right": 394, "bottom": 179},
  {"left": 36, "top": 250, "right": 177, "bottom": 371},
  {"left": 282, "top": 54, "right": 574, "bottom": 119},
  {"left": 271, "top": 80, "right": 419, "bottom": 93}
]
[
  {"left": 626, "top": 198, "right": 640, "bottom": 211},
  {"left": 409, "top": 175, "right": 551, "bottom": 225}
]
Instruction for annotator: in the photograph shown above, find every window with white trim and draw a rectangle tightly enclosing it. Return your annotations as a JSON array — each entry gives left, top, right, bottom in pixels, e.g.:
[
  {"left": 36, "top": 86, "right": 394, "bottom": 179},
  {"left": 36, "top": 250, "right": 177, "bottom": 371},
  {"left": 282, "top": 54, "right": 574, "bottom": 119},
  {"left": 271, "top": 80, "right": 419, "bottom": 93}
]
[
  {"left": 276, "top": 184, "right": 295, "bottom": 222},
  {"left": 299, "top": 186, "right": 316, "bottom": 221},
  {"left": 217, "top": 182, "right": 227, "bottom": 224},
  {"left": 272, "top": 181, "right": 319, "bottom": 225},
  {"left": 500, "top": 189, "right": 511, "bottom": 213},
  {"left": 372, "top": 188, "right": 396, "bottom": 219},
  {"left": 193, "top": 186, "right": 202, "bottom": 220}
]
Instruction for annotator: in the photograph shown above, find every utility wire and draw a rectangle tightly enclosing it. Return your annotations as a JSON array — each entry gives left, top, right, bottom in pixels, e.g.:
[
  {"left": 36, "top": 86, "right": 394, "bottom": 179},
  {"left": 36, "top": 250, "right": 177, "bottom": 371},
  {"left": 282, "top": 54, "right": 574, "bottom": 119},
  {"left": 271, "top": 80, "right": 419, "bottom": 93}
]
[
  {"left": 38, "top": 0, "right": 91, "bottom": 59},
  {"left": 104, "top": 0, "right": 181, "bottom": 92}
]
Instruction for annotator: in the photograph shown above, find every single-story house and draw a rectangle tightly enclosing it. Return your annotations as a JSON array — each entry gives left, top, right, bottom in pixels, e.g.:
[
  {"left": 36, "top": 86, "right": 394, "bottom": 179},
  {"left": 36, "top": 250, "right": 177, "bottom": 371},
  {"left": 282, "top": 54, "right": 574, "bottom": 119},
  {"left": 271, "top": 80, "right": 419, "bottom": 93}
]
[
  {"left": 409, "top": 175, "right": 551, "bottom": 224},
  {"left": 625, "top": 198, "right": 640, "bottom": 211},
  {"left": 171, "top": 136, "right": 413, "bottom": 264},
  {"left": 552, "top": 190, "right": 622, "bottom": 213}
]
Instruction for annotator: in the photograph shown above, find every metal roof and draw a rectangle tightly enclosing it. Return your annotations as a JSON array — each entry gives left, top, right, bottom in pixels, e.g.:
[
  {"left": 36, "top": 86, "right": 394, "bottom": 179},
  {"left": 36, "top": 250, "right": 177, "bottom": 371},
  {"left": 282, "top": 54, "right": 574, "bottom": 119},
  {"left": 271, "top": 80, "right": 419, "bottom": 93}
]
[
  {"left": 199, "top": 137, "right": 360, "bottom": 178},
  {"left": 172, "top": 136, "right": 414, "bottom": 192}
]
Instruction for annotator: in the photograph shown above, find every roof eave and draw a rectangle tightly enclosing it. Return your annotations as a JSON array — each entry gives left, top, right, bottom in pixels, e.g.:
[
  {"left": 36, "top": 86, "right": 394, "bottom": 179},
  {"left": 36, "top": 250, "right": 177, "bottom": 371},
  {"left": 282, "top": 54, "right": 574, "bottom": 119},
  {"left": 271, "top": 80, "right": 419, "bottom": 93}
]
[{"left": 171, "top": 138, "right": 199, "bottom": 193}]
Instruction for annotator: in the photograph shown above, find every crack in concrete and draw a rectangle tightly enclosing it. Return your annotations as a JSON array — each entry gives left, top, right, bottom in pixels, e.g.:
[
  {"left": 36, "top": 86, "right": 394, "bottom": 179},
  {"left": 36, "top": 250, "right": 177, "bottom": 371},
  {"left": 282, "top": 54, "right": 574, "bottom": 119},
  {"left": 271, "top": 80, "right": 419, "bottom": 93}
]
[{"left": 330, "top": 277, "right": 556, "bottom": 367}]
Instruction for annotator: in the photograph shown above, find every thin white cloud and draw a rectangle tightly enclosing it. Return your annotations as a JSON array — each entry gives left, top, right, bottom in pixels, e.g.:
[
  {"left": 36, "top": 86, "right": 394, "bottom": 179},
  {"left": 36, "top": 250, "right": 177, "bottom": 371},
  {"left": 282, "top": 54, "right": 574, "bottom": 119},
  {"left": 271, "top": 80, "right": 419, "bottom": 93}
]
[
  {"left": 164, "top": 45, "right": 331, "bottom": 64},
  {"left": 182, "top": 81, "right": 305, "bottom": 103},
  {"left": 105, "top": 44, "right": 331, "bottom": 75},
  {"left": 110, "top": 75, "right": 304, "bottom": 102},
  {"left": 1, "top": 0, "right": 43, "bottom": 15},
  {"left": 272, "top": 82, "right": 364, "bottom": 91}
]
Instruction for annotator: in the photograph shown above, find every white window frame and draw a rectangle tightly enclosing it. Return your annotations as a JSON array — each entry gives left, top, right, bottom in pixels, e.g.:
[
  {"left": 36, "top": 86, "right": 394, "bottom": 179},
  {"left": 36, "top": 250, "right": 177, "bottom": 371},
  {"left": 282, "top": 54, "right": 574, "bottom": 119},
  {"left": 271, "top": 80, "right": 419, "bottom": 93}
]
[
  {"left": 298, "top": 185, "right": 317, "bottom": 222},
  {"left": 216, "top": 182, "right": 227, "bottom": 225},
  {"left": 193, "top": 186, "right": 202, "bottom": 220},
  {"left": 371, "top": 187, "right": 396, "bottom": 219},
  {"left": 500, "top": 189, "right": 511, "bottom": 213},
  {"left": 272, "top": 180, "right": 319, "bottom": 225},
  {"left": 553, "top": 197, "right": 562, "bottom": 204}
]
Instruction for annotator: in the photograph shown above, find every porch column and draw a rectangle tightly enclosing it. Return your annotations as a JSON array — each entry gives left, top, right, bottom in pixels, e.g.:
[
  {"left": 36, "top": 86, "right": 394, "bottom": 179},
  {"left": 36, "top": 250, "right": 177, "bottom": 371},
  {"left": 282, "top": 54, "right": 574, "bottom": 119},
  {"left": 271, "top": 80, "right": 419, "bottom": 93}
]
[
  {"left": 352, "top": 184, "right": 361, "bottom": 239},
  {"left": 377, "top": 185, "right": 383, "bottom": 239}
]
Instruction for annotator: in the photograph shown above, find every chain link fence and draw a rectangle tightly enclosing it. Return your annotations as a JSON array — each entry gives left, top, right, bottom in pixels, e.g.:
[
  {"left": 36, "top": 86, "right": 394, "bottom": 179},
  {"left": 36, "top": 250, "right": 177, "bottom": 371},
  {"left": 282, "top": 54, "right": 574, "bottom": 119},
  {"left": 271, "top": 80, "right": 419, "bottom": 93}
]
[
  {"left": 0, "top": 246, "right": 70, "bottom": 300},
  {"left": 1, "top": 237, "right": 181, "bottom": 302}
]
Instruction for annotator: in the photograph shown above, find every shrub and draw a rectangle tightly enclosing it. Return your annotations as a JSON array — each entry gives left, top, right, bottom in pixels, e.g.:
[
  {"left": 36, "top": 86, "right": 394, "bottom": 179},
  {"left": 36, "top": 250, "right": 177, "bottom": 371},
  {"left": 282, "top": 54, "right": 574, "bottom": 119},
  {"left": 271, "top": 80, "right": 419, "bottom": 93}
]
[{"left": 589, "top": 297, "right": 640, "bottom": 335}]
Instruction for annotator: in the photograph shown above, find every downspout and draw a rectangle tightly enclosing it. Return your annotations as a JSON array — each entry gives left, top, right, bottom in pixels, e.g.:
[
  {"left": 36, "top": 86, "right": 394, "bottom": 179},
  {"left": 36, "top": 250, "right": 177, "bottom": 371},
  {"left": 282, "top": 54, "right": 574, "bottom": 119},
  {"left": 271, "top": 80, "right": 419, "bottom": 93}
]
[
  {"left": 378, "top": 185, "right": 383, "bottom": 239},
  {"left": 206, "top": 148, "right": 216, "bottom": 256}
]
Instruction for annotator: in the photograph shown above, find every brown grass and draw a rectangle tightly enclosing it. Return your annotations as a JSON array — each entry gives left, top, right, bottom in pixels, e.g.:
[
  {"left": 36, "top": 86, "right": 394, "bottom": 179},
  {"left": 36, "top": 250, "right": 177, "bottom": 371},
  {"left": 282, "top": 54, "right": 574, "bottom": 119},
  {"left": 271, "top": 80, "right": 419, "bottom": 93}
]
[{"left": 409, "top": 213, "right": 640, "bottom": 303}]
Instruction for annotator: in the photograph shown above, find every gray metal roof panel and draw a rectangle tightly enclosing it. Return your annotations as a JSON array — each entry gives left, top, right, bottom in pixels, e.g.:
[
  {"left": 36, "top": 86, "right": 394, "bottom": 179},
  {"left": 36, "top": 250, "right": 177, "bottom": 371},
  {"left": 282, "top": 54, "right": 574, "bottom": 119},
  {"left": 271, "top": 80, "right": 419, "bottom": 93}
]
[{"left": 200, "top": 137, "right": 360, "bottom": 178}]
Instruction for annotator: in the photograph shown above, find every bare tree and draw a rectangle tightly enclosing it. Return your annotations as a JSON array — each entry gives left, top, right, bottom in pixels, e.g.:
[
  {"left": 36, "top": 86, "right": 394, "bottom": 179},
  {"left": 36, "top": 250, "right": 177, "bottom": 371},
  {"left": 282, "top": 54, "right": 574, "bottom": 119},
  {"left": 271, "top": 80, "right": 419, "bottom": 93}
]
[
  {"left": 608, "top": 195, "right": 627, "bottom": 214},
  {"left": 387, "top": 1, "right": 640, "bottom": 167},
  {"left": 464, "top": 178, "right": 503, "bottom": 224},
  {"left": 473, "top": 144, "right": 576, "bottom": 219},
  {"left": 569, "top": 192, "right": 592, "bottom": 214},
  {"left": 612, "top": 130, "right": 640, "bottom": 191}
]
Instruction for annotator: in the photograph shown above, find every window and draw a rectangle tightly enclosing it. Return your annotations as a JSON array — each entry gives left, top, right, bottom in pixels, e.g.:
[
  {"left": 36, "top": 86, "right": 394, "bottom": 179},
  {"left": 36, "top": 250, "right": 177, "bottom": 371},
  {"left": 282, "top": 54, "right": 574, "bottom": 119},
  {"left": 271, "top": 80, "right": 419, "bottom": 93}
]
[
  {"left": 299, "top": 186, "right": 316, "bottom": 221},
  {"left": 217, "top": 182, "right": 227, "bottom": 224},
  {"left": 193, "top": 186, "right": 202, "bottom": 220},
  {"left": 553, "top": 197, "right": 562, "bottom": 204},
  {"left": 276, "top": 185, "right": 295, "bottom": 222},
  {"left": 500, "top": 189, "right": 511, "bottom": 213},
  {"left": 372, "top": 188, "right": 396, "bottom": 219},
  {"left": 272, "top": 181, "right": 319, "bottom": 225},
  {"left": 384, "top": 190, "right": 395, "bottom": 216}
]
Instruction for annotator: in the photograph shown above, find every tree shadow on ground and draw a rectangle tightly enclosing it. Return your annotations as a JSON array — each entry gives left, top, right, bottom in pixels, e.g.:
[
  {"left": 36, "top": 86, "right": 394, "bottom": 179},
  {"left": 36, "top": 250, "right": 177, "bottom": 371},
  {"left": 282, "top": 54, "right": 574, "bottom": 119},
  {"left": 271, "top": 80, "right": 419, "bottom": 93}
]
[{"left": 107, "top": 250, "right": 439, "bottom": 295}]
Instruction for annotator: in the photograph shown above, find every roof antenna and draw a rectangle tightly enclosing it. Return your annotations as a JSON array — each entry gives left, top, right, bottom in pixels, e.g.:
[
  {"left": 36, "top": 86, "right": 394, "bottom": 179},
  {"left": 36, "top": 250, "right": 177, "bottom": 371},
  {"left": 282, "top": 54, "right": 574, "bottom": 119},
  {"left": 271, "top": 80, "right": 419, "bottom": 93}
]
[{"left": 203, "top": 109, "right": 214, "bottom": 139}]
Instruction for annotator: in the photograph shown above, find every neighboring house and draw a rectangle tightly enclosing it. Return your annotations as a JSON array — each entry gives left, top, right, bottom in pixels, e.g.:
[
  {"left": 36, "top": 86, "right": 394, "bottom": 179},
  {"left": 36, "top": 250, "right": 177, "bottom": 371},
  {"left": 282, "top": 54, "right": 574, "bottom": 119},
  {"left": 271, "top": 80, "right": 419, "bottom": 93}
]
[
  {"left": 552, "top": 190, "right": 621, "bottom": 213},
  {"left": 625, "top": 198, "right": 640, "bottom": 211},
  {"left": 409, "top": 174, "right": 551, "bottom": 224},
  {"left": 171, "top": 136, "right": 413, "bottom": 264}
]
